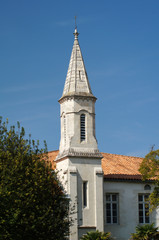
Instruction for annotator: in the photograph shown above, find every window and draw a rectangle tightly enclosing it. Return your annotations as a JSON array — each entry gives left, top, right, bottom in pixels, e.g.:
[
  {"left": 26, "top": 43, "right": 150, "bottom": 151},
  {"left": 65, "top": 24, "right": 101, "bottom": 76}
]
[
  {"left": 138, "top": 194, "right": 150, "bottom": 224},
  {"left": 80, "top": 114, "right": 85, "bottom": 141},
  {"left": 83, "top": 181, "right": 88, "bottom": 207},
  {"left": 64, "top": 116, "right": 66, "bottom": 144},
  {"left": 144, "top": 184, "right": 151, "bottom": 190},
  {"left": 106, "top": 193, "right": 118, "bottom": 224}
]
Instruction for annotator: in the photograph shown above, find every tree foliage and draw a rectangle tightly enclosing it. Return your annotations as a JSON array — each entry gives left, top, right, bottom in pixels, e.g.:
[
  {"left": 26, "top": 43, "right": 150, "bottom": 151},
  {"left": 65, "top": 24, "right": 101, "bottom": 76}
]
[
  {"left": 130, "top": 223, "right": 159, "bottom": 240},
  {"left": 0, "top": 118, "right": 70, "bottom": 240},
  {"left": 139, "top": 149, "right": 159, "bottom": 209},
  {"left": 80, "top": 230, "right": 113, "bottom": 240}
]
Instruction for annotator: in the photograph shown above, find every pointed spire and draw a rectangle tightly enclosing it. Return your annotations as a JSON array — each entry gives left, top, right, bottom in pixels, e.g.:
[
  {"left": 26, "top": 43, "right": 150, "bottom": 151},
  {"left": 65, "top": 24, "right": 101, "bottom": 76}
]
[{"left": 60, "top": 24, "right": 95, "bottom": 101}]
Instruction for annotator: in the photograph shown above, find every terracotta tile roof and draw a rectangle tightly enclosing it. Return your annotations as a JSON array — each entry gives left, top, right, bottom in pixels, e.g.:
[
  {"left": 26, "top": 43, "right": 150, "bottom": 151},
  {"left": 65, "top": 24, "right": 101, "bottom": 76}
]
[
  {"left": 48, "top": 150, "right": 144, "bottom": 181},
  {"left": 48, "top": 150, "right": 58, "bottom": 169},
  {"left": 101, "top": 152, "right": 143, "bottom": 180}
]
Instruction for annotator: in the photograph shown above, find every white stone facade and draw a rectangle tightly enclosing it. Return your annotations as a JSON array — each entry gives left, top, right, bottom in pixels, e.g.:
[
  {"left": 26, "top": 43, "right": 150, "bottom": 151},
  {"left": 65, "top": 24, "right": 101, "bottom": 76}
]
[
  {"left": 56, "top": 157, "right": 104, "bottom": 239},
  {"left": 103, "top": 181, "right": 157, "bottom": 240},
  {"left": 55, "top": 27, "right": 159, "bottom": 240},
  {"left": 58, "top": 97, "right": 98, "bottom": 156}
]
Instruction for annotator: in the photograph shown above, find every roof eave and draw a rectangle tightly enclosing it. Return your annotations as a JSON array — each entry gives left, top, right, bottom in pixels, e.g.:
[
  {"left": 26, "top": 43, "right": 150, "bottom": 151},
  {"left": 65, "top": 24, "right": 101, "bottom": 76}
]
[{"left": 59, "top": 92, "right": 97, "bottom": 103}]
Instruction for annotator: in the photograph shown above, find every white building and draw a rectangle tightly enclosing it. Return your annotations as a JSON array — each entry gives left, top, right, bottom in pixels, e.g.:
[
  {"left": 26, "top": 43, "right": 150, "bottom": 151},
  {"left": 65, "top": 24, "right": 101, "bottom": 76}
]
[{"left": 49, "top": 27, "right": 159, "bottom": 240}]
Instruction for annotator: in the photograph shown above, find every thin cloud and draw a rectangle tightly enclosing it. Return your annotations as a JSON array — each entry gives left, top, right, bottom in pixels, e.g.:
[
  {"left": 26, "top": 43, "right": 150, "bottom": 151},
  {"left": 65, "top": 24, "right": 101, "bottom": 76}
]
[
  {"left": 132, "top": 97, "right": 157, "bottom": 108},
  {"left": 100, "top": 85, "right": 150, "bottom": 102},
  {"left": 56, "top": 19, "right": 74, "bottom": 27},
  {"left": 92, "top": 68, "right": 136, "bottom": 78},
  {"left": 1, "top": 82, "right": 56, "bottom": 94},
  {"left": 126, "top": 150, "right": 149, "bottom": 158},
  {"left": 2, "top": 85, "right": 33, "bottom": 93},
  {"left": 134, "top": 121, "right": 144, "bottom": 128},
  {"left": 19, "top": 113, "right": 52, "bottom": 123},
  {"left": 111, "top": 130, "right": 140, "bottom": 142},
  {"left": 0, "top": 95, "right": 56, "bottom": 109},
  {"left": 105, "top": 87, "right": 143, "bottom": 101}
]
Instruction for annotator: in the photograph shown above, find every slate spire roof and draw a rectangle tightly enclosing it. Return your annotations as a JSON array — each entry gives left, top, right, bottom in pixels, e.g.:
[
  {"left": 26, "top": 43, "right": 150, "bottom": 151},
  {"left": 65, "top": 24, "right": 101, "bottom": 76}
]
[{"left": 61, "top": 27, "right": 95, "bottom": 99}]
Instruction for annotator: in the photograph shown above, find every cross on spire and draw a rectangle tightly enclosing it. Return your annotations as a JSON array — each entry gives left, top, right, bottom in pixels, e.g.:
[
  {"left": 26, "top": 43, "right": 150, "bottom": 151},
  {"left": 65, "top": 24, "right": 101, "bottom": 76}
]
[
  {"left": 75, "top": 16, "right": 77, "bottom": 29},
  {"left": 74, "top": 16, "right": 79, "bottom": 39}
]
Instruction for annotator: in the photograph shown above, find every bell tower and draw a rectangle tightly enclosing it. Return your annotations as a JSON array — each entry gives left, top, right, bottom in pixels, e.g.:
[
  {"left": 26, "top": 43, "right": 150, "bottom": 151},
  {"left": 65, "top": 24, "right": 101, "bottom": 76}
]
[{"left": 56, "top": 26, "right": 104, "bottom": 240}]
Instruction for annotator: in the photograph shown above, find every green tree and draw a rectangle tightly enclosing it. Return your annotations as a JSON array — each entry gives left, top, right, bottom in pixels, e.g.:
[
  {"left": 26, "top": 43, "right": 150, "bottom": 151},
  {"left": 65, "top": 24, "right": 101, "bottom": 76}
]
[
  {"left": 0, "top": 118, "right": 70, "bottom": 240},
  {"left": 130, "top": 223, "right": 159, "bottom": 240},
  {"left": 139, "top": 149, "right": 159, "bottom": 209},
  {"left": 80, "top": 230, "right": 113, "bottom": 240}
]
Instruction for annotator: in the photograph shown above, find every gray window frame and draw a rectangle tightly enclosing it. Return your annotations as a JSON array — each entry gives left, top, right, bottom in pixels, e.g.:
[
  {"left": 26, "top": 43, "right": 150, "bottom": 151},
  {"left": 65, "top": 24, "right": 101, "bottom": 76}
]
[
  {"left": 138, "top": 194, "right": 150, "bottom": 224},
  {"left": 106, "top": 193, "right": 119, "bottom": 224}
]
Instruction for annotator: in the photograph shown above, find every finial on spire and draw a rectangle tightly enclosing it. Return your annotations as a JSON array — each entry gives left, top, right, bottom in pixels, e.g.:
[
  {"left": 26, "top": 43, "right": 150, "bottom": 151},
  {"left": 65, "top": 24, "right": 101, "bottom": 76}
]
[
  {"left": 75, "top": 16, "right": 77, "bottom": 29},
  {"left": 74, "top": 16, "right": 79, "bottom": 39}
]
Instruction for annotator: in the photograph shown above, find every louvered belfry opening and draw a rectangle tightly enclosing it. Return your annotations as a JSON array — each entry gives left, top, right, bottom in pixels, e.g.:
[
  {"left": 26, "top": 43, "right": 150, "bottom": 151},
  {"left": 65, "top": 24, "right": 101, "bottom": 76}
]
[{"left": 80, "top": 114, "right": 85, "bottom": 142}]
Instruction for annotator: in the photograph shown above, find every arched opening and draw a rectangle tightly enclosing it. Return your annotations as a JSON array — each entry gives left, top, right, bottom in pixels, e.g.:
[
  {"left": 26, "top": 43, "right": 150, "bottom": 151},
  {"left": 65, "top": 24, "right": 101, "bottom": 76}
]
[
  {"left": 80, "top": 114, "right": 85, "bottom": 142},
  {"left": 144, "top": 184, "right": 151, "bottom": 190},
  {"left": 64, "top": 116, "right": 66, "bottom": 145}
]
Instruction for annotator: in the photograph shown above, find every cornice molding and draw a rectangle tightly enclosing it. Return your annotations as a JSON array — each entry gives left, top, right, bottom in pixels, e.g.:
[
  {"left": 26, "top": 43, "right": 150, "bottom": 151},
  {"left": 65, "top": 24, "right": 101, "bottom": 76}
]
[
  {"left": 59, "top": 93, "right": 97, "bottom": 104},
  {"left": 55, "top": 148, "right": 102, "bottom": 161}
]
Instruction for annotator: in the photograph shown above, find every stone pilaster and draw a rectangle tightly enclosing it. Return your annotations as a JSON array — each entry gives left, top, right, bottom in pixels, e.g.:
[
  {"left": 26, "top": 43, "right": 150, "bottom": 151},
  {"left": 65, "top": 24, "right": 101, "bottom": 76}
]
[
  {"left": 68, "top": 166, "right": 78, "bottom": 240},
  {"left": 94, "top": 167, "right": 104, "bottom": 232}
]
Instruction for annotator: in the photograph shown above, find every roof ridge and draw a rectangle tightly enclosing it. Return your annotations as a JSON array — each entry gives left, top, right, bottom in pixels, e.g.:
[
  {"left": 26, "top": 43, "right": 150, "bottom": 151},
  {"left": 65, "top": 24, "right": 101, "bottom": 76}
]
[
  {"left": 48, "top": 150, "right": 59, "bottom": 153},
  {"left": 101, "top": 152, "right": 143, "bottom": 159}
]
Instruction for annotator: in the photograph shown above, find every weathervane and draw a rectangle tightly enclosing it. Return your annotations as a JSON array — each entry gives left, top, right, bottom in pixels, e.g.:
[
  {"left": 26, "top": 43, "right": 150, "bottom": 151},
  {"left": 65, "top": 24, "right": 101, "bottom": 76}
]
[
  {"left": 74, "top": 16, "right": 79, "bottom": 38},
  {"left": 75, "top": 16, "right": 77, "bottom": 29}
]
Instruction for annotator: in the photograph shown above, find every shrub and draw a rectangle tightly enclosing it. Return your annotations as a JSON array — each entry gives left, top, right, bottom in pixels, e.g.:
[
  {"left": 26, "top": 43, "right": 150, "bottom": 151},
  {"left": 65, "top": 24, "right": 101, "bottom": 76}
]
[
  {"left": 80, "top": 230, "right": 113, "bottom": 240},
  {"left": 130, "top": 223, "right": 159, "bottom": 240}
]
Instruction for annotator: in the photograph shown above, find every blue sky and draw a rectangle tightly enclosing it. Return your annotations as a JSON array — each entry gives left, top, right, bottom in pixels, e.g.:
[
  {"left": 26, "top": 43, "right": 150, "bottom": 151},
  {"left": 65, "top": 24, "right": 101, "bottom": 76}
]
[{"left": 0, "top": 0, "right": 159, "bottom": 157}]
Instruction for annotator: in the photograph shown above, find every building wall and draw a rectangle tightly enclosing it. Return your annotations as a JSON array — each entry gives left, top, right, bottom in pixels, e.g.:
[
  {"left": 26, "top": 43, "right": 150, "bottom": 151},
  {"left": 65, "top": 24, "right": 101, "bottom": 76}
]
[
  {"left": 56, "top": 159, "right": 69, "bottom": 192},
  {"left": 59, "top": 97, "right": 98, "bottom": 154},
  {"left": 103, "top": 181, "right": 157, "bottom": 240},
  {"left": 57, "top": 157, "right": 104, "bottom": 240},
  {"left": 69, "top": 158, "right": 103, "bottom": 227}
]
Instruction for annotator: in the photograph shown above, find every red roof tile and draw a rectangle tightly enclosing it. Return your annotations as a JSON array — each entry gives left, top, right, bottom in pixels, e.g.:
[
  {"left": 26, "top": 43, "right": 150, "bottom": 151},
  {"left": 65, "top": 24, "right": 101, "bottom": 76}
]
[
  {"left": 101, "top": 152, "right": 143, "bottom": 180},
  {"left": 48, "top": 150, "right": 58, "bottom": 169}
]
